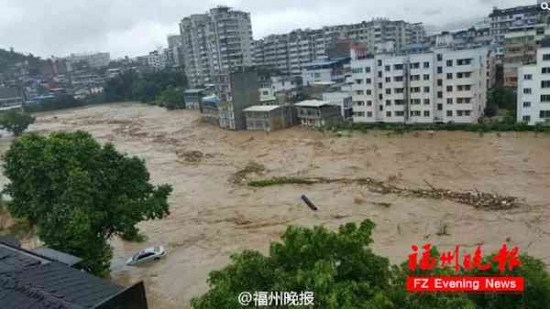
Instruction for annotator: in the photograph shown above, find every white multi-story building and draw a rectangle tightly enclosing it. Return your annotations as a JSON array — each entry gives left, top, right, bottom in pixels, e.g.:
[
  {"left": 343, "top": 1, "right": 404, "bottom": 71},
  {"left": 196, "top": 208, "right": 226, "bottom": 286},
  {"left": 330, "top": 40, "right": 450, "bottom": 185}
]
[
  {"left": 167, "top": 34, "right": 183, "bottom": 67},
  {"left": 517, "top": 41, "right": 550, "bottom": 125},
  {"left": 254, "top": 19, "right": 425, "bottom": 76},
  {"left": 147, "top": 49, "right": 167, "bottom": 71},
  {"left": 179, "top": 6, "right": 254, "bottom": 87},
  {"left": 350, "top": 47, "right": 490, "bottom": 124},
  {"left": 488, "top": 4, "right": 544, "bottom": 43}
]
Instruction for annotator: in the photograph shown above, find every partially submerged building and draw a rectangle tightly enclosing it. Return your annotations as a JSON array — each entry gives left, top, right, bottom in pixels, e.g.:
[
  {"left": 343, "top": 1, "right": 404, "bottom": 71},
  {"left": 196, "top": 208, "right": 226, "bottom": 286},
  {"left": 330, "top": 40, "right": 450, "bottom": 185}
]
[
  {"left": 219, "top": 70, "right": 260, "bottom": 130},
  {"left": 243, "top": 105, "right": 296, "bottom": 131},
  {"left": 201, "top": 94, "right": 221, "bottom": 125},
  {"left": 295, "top": 100, "right": 343, "bottom": 127},
  {"left": 0, "top": 87, "right": 23, "bottom": 111},
  {"left": 184, "top": 88, "right": 205, "bottom": 110}
]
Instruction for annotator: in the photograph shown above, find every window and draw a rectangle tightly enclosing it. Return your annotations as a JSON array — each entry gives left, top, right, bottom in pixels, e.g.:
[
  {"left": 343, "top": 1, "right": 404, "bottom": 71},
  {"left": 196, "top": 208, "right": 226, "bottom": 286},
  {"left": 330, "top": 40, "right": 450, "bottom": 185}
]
[
  {"left": 446, "top": 85, "right": 453, "bottom": 92},
  {"left": 410, "top": 87, "right": 421, "bottom": 93},
  {"left": 540, "top": 110, "right": 550, "bottom": 118},
  {"left": 394, "top": 76, "right": 404, "bottom": 82},
  {"left": 541, "top": 95, "right": 550, "bottom": 102},
  {"left": 424, "top": 110, "right": 430, "bottom": 117},
  {"left": 523, "top": 102, "right": 531, "bottom": 107},
  {"left": 354, "top": 111, "right": 365, "bottom": 117},
  {"left": 457, "top": 58, "right": 472, "bottom": 65},
  {"left": 379, "top": 105, "right": 384, "bottom": 111},
  {"left": 424, "top": 98, "right": 430, "bottom": 105},
  {"left": 386, "top": 89, "right": 392, "bottom": 95},
  {"left": 365, "top": 67, "right": 371, "bottom": 73},
  {"left": 367, "top": 111, "right": 373, "bottom": 117},
  {"left": 395, "top": 99, "right": 404, "bottom": 105},
  {"left": 437, "top": 91, "right": 443, "bottom": 98},
  {"left": 523, "top": 88, "right": 532, "bottom": 94},
  {"left": 542, "top": 67, "right": 550, "bottom": 74},
  {"left": 386, "top": 111, "right": 392, "bottom": 117},
  {"left": 366, "top": 90, "right": 372, "bottom": 95},
  {"left": 410, "top": 110, "right": 421, "bottom": 116},
  {"left": 542, "top": 80, "right": 550, "bottom": 88},
  {"left": 456, "top": 97, "right": 472, "bottom": 104},
  {"left": 355, "top": 79, "right": 363, "bottom": 84},
  {"left": 423, "top": 62, "right": 430, "bottom": 68},
  {"left": 423, "top": 74, "right": 430, "bottom": 80},
  {"left": 523, "top": 115, "right": 531, "bottom": 122},
  {"left": 379, "top": 94, "right": 383, "bottom": 100},
  {"left": 352, "top": 67, "right": 364, "bottom": 74},
  {"left": 437, "top": 67, "right": 443, "bottom": 74},
  {"left": 355, "top": 90, "right": 364, "bottom": 95},
  {"left": 424, "top": 86, "right": 430, "bottom": 93},
  {"left": 524, "top": 74, "right": 532, "bottom": 80},
  {"left": 410, "top": 62, "right": 420, "bottom": 69},
  {"left": 394, "top": 64, "right": 403, "bottom": 70},
  {"left": 544, "top": 54, "right": 550, "bottom": 61},
  {"left": 377, "top": 60, "right": 382, "bottom": 66},
  {"left": 367, "top": 100, "right": 373, "bottom": 106},
  {"left": 447, "top": 98, "right": 453, "bottom": 104},
  {"left": 446, "top": 60, "right": 453, "bottom": 67},
  {"left": 437, "top": 104, "right": 443, "bottom": 111},
  {"left": 378, "top": 83, "right": 383, "bottom": 89},
  {"left": 385, "top": 65, "right": 391, "bottom": 71},
  {"left": 446, "top": 73, "right": 453, "bottom": 80},
  {"left": 411, "top": 75, "right": 420, "bottom": 81},
  {"left": 437, "top": 54, "right": 443, "bottom": 61},
  {"left": 437, "top": 79, "right": 443, "bottom": 86},
  {"left": 447, "top": 110, "right": 453, "bottom": 117},
  {"left": 395, "top": 88, "right": 404, "bottom": 94},
  {"left": 366, "top": 78, "right": 372, "bottom": 84},
  {"left": 378, "top": 71, "right": 383, "bottom": 78},
  {"left": 411, "top": 99, "right": 421, "bottom": 105},
  {"left": 386, "top": 100, "right": 392, "bottom": 106},
  {"left": 457, "top": 110, "right": 464, "bottom": 116},
  {"left": 396, "top": 111, "right": 404, "bottom": 116}
]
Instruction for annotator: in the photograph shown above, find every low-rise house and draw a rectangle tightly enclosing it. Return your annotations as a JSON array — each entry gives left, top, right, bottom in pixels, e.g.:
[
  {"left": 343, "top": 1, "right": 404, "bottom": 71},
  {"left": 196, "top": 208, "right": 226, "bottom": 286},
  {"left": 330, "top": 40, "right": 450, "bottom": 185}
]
[
  {"left": 295, "top": 100, "right": 344, "bottom": 127},
  {"left": 184, "top": 89, "right": 205, "bottom": 110},
  {"left": 0, "top": 87, "right": 23, "bottom": 111},
  {"left": 244, "top": 105, "right": 296, "bottom": 131},
  {"left": 0, "top": 238, "right": 148, "bottom": 309},
  {"left": 201, "top": 95, "right": 221, "bottom": 125},
  {"left": 301, "top": 57, "right": 350, "bottom": 86}
]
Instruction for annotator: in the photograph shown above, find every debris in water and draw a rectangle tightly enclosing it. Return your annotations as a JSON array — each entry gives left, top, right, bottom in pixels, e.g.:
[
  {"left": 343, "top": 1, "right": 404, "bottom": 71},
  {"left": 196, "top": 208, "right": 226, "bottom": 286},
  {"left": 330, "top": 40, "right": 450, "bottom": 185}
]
[{"left": 301, "top": 195, "right": 319, "bottom": 211}]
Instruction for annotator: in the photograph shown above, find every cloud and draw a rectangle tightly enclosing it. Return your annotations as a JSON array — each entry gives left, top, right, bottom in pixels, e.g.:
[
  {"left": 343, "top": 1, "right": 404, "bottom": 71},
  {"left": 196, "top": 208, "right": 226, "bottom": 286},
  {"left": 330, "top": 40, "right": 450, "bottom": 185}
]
[{"left": 0, "top": 0, "right": 535, "bottom": 58}]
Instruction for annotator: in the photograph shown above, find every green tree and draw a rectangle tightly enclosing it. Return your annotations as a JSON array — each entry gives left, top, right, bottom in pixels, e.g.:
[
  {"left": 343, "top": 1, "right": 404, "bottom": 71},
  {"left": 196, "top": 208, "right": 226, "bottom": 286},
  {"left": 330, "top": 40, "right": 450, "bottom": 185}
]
[
  {"left": 3, "top": 131, "right": 172, "bottom": 275},
  {"left": 192, "top": 220, "right": 550, "bottom": 309},
  {"left": 157, "top": 86, "right": 184, "bottom": 110},
  {"left": 0, "top": 109, "right": 35, "bottom": 136}
]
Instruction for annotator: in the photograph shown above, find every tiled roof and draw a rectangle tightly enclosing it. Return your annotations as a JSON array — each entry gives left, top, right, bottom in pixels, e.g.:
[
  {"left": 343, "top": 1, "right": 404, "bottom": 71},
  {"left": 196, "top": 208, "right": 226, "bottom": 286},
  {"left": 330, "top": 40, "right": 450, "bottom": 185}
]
[{"left": 0, "top": 244, "right": 123, "bottom": 309}]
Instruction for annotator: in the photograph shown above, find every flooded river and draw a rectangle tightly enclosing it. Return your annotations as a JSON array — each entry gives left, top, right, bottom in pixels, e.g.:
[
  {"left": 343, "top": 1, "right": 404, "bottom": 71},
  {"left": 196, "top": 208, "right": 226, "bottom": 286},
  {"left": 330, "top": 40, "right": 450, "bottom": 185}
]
[{"left": 1, "top": 102, "right": 549, "bottom": 309}]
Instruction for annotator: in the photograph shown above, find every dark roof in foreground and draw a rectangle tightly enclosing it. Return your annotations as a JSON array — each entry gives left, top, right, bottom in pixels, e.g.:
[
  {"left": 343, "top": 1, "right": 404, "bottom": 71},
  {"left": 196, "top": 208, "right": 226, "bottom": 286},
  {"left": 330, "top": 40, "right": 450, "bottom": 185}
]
[{"left": 0, "top": 242, "right": 123, "bottom": 309}]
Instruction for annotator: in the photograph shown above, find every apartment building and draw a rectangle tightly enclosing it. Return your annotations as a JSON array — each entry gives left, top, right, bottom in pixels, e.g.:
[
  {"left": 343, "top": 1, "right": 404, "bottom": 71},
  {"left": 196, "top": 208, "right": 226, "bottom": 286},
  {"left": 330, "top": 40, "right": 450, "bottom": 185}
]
[
  {"left": 254, "top": 19, "right": 425, "bottom": 76},
  {"left": 218, "top": 70, "right": 260, "bottom": 130},
  {"left": 167, "top": 34, "right": 184, "bottom": 67},
  {"left": 489, "top": 5, "right": 543, "bottom": 43},
  {"left": 350, "top": 47, "right": 489, "bottom": 124},
  {"left": 517, "top": 39, "right": 550, "bottom": 125},
  {"left": 179, "top": 6, "right": 254, "bottom": 87},
  {"left": 66, "top": 52, "right": 110, "bottom": 69},
  {"left": 503, "top": 23, "right": 550, "bottom": 87},
  {"left": 147, "top": 49, "right": 167, "bottom": 71}
]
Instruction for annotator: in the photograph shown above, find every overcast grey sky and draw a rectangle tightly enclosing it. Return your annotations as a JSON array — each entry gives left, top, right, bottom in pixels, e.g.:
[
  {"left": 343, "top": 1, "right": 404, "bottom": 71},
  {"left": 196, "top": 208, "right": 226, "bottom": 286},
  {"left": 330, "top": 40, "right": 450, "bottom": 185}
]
[{"left": 0, "top": 0, "right": 535, "bottom": 58}]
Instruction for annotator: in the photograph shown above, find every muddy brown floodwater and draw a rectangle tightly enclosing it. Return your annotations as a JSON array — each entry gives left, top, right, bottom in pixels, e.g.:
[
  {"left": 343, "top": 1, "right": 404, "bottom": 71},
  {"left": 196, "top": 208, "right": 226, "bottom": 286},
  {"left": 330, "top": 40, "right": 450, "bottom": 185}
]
[{"left": 1, "top": 102, "right": 549, "bottom": 309}]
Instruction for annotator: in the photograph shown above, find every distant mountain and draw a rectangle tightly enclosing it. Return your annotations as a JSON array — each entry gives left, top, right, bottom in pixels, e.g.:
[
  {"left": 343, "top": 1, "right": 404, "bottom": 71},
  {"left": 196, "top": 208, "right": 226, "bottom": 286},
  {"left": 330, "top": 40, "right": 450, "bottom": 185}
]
[
  {"left": 425, "top": 16, "right": 487, "bottom": 34},
  {"left": 0, "top": 48, "right": 41, "bottom": 74}
]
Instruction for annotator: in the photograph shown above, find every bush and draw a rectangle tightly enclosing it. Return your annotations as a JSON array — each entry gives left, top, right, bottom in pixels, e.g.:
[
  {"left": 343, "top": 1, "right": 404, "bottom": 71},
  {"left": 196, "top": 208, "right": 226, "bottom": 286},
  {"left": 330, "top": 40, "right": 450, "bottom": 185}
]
[{"left": 0, "top": 109, "right": 35, "bottom": 136}]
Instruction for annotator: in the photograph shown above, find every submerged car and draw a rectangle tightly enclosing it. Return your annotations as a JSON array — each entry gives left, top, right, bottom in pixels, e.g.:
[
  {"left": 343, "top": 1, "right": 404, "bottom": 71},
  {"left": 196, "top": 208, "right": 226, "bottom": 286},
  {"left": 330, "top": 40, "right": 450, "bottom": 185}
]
[{"left": 126, "top": 246, "right": 166, "bottom": 266}]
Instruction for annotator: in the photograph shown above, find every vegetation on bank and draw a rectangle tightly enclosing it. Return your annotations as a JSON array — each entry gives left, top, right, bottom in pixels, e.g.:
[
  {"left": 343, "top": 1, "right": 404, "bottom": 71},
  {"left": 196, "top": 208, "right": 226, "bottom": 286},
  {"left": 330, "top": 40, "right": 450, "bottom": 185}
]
[
  {"left": 0, "top": 110, "right": 35, "bottom": 136},
  {"left": 322, "top": 121, "right": 550, "bottom": 134},
  {"left": 2, "top": 131, "right": 173, "bottom": 276},
  {"left": 103, "top": 69, "right": 187, "bottom": 106},
  {"left": 192, "top": 219, "right": 550, "bottom": 309}
]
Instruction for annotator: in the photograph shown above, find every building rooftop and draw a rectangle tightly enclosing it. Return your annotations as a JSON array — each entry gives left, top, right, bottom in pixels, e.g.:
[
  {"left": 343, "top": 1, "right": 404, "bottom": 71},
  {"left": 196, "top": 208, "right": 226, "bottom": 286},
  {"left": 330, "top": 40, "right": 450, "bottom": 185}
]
[
  {"left": 0, "top": 240, "right": 131, "bottom": 309},
  {"left": 295, "top": 100, "right": 331, "bottom": 108},
  {"left": 260, "top": 96, "right": 277, "bottom": 102},
  {"left": 244, "top": 105, "right": 281, "bottom": 112},
  {"left": 184, "top": 89, "right": 205, "bottom": 94}
]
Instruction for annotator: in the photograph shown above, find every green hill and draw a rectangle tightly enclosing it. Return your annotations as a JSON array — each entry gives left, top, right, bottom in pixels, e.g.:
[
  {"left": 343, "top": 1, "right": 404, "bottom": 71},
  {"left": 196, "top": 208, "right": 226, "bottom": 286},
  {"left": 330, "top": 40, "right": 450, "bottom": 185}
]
[{"left": 0, "top": 48, "right": 41, "bottom": 74}]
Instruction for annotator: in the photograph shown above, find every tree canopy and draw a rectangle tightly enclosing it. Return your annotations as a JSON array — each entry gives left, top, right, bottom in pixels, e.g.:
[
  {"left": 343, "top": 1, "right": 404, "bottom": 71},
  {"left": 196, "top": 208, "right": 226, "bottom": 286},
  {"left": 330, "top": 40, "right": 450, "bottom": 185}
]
[
  {"left": 0, "top": 109, "right": 35, "bottom": 136},
  {"left": 2, "top": 131, "right": 173, "bottom": 275},
  {"left": 192, "top": 220, "right": 550, "bottom": 309}
]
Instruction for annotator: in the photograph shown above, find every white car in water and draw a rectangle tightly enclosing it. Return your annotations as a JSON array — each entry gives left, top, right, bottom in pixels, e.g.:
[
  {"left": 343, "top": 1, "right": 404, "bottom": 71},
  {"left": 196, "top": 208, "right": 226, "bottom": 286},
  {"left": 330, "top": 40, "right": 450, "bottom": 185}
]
[{"left": 126, "top": 246, "right": 166, "bottom": 266}]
